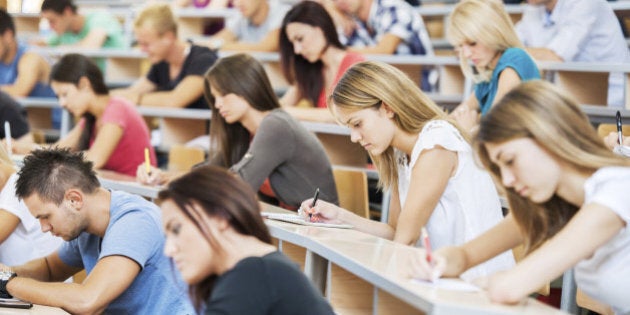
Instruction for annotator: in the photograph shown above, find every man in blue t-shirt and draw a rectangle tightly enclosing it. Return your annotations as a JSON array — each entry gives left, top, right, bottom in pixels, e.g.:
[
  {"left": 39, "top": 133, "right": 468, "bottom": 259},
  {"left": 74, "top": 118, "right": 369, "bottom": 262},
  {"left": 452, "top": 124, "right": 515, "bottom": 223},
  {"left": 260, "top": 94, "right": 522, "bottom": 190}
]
[{"left": 0, "top": 148, "right": 194, "bottom": 314}]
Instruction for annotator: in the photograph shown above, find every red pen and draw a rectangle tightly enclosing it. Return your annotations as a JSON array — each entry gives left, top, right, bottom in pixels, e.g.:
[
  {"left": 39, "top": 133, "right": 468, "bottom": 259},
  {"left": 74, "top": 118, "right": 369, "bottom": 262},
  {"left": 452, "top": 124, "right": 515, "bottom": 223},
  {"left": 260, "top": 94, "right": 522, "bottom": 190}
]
[{"left": 421, "top": 227, "right": 432, "bottom": 263}]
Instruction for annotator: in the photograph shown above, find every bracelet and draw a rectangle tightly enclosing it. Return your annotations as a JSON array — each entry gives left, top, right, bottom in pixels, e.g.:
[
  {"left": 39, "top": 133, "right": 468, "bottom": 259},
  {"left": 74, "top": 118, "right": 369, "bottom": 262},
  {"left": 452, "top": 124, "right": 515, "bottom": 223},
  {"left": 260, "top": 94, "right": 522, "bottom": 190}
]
[{"left": 0, "top": 271, "right": 17, "bottom": 299}]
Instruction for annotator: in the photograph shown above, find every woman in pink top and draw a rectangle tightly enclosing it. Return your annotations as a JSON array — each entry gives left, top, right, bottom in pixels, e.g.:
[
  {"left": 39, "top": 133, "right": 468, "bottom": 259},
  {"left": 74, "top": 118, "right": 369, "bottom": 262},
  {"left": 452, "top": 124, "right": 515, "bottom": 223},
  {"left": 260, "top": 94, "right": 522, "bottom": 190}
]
[
  {"left": 13, "top": 54, "right": 156, "bottom": 176},
  {"left": 279, "top": 1, "right": 364, "bottom": 123}
]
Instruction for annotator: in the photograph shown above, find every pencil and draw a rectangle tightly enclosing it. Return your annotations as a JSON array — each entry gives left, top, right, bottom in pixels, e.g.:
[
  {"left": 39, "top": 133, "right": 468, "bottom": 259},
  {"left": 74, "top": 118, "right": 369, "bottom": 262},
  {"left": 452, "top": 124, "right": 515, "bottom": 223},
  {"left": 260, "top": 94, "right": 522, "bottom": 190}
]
[{"left": 144, "top": 147, "right": 151, "bottom": 174}]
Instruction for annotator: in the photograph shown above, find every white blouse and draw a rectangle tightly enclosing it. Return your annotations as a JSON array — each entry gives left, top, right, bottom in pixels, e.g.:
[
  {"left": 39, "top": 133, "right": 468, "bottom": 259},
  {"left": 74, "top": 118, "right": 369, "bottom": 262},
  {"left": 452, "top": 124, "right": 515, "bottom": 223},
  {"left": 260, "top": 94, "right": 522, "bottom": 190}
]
[
  {"left": 576, "top": 167, "right": 630, "bottom": 314},
  {"left": 397, "top": 120, "right": 514, "bottom": 280}
]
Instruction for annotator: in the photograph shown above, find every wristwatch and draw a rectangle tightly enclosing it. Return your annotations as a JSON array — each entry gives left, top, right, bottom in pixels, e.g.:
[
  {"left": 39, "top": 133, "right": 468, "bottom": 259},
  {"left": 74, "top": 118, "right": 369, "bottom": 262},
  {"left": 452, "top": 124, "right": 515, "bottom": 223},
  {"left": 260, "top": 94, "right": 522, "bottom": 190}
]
[{"left": 0, "top": 271, "right": 17, "bottom": 299}]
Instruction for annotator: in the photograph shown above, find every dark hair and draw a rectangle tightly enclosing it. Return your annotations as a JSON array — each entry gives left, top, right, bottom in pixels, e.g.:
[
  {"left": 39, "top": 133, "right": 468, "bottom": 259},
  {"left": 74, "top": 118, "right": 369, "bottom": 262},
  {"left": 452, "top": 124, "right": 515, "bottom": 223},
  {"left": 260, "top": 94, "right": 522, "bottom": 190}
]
[
  {"left": 203, "top": 53, "right": 280, "bottom": 167},
  {"left": 0, "top": 9, "right": 15, "bottom": 36},
  {"left": 50, "top": 54, "right": 109, "bottom": 151},
  {"left": 16, "top": 147, "right": 100, "bottom": 204},
  {"left": 41, "top": 0, "right": 77, "bottom": 14},
  {"left": 280, "top": 1, "right": 344, "bottom": 106},
  {"left": 158, "top": 164, "right": 271, "bottom": 311}
]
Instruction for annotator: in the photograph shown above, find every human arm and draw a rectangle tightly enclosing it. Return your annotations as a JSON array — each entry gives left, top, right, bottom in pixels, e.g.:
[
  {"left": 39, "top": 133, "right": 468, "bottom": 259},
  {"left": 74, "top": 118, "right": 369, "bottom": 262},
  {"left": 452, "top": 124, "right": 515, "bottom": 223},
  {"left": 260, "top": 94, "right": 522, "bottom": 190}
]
[
  {"left": 409, "top": 214, "right": 522, "bottom": 280},
  {"left": 484, "top": 203, "right": 624, "bottom": 304},
  {"left": 279, "top": 86, "right": 300, "bottom": 108},
  {"left": 7, "top": 254, "right": 141, "bottom": 314},
  {"left": 136, "top": 164, "right": 182, "bottom": 186},
  {"left": 222, "top": 29, "right": 281, "bottom": 52},
  {"left": 109, "top": 77, "right": 156, "bottom": 105},
  {"left": 524, "top": 47, "right": 563, "bottom": 62},
  {"left": 450, "top": 93, "right": 480, "bottom": 133},
  {"left": 0, "top": 210, "right": 20, "bottom": 244},
  {"left": 204, "top": 29, "right": 237, "bottom": 50},
  {"left": 138, "top": 76, "right": 205, "bottom": 108},
  {"left": 0, "top": 53, "right": 48, "bottom": 97},
  {"left": 282, "top": 107, "right": 335, "bottom": 123},
  {"left": 349, "top": 33, "right": 402, "bottom": 55},
  {"left": 391, "top": 146, "right": 457, "bottom": 245}
]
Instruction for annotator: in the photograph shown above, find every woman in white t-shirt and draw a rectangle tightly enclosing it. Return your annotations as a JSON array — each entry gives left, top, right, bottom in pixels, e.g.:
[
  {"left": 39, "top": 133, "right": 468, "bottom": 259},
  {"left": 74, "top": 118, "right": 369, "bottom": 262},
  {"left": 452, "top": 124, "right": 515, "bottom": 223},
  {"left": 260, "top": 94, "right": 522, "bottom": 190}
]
[
  {"left": 300, "top": 61, "right": 514, "bottom": 279},
  {"left": 0, "top": 146, "right": 61, "bottom": 266},
  {"left": 411, "top": 80, "right": 630, "bottom": 314}
]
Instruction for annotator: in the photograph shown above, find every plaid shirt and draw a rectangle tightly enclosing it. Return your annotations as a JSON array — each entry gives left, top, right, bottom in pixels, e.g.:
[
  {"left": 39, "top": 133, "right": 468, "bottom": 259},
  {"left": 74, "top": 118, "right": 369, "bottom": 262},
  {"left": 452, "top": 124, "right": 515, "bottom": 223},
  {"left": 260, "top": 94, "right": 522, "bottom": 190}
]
[{"left": 344, "top": 0, "right": 433, "bottom": 55}]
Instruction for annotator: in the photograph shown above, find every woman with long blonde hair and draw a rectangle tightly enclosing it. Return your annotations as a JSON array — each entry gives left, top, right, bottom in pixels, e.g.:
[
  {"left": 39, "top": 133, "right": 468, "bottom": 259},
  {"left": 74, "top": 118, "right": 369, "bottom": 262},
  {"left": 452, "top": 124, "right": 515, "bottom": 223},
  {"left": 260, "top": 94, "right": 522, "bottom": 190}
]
[
  {"left": 411, "top": 80, "right": 630, "bottom": 313},
  {"left": 447, "top": 0, "right": 539, "bottom": 131},
  {"left": 302, "top": 61, "right": 514, "bottom": 280}
]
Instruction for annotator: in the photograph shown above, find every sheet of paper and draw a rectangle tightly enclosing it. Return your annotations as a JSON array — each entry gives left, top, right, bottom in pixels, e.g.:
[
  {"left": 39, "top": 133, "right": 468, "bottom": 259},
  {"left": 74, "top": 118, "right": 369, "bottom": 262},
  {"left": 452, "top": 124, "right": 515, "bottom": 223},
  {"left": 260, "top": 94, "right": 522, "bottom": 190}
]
[
  {"left": 412, "top": 278, "right": 480, "bottom": 292},
  {"left": 261, "top": 212, "right": 353, "bottom": 229}
]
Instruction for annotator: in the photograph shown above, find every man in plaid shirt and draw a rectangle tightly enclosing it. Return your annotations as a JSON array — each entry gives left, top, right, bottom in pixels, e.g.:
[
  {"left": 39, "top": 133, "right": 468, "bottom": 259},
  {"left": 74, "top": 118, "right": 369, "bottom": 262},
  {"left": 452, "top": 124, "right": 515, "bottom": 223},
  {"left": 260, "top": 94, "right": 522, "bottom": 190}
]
[{"left": 334, "top": 0, "right": 433, "bottom": 56}]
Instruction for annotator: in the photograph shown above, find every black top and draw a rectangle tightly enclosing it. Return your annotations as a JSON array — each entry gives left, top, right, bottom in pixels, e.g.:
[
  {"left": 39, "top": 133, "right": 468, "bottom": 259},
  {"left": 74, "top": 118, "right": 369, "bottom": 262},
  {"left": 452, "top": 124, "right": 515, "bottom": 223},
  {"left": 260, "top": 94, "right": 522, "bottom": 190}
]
[
  {"left": 0, "top": 92, "right": 29, "bottom": 139},
  {"left": 205, "top": 251, "right": 334, "bottom": 315},
  {"left": 146, "top": 44, "right": 218, "bottom": 109}
]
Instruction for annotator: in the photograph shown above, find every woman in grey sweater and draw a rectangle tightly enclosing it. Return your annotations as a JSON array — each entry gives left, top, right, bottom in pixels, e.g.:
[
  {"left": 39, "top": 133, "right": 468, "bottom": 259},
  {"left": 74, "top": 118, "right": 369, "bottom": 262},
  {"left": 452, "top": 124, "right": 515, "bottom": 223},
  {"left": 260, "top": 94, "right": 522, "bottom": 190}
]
[{"left": 138, "top": 53, "right": 338, "bottom": 209}]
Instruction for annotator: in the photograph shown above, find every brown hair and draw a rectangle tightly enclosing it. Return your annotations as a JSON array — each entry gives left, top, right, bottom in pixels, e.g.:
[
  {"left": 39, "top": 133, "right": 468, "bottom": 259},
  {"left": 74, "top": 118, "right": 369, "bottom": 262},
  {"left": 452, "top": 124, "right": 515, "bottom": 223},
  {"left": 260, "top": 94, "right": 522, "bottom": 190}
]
[
  {"left": 203, "top": 53, "right": 280, "bottom": 167},
  {"left": 475, "top": 80, "right": 630, "bottom": 253},
  {"left": 158, "top": 164, "right": 271, "bottom": 311}
]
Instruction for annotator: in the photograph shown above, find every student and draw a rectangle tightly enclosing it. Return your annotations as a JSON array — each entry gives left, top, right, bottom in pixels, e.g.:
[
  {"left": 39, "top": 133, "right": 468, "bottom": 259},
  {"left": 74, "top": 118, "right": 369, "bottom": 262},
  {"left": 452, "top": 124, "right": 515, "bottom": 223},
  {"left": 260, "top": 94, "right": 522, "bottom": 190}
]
[
  {"left": 410, "top": 80, "right": 630, "bottom": 314},
  {"left": 279, "top": 1, "right": 365, "bottom": 123},
  {"left": 0, "top": 144, "right": 61, "bottom": 266},
  {"left": 205, "top": 0, "right": 289, "bottom": 52},
  {"left": 301, "top": 61, "right": 514, "bottom": 280},
  {"left": 0, "top": 148, "right": 194, "bottom": 314},
  {"left": 112, "top": 3, "right": 218, "bottom": 109},
  {"left": 0, "top": 9, "right": 55, "bottom": 98},
  {"left": 39, "top": 0, "right": 125, "bottom": 49},
  {"left": 447, "top": 0, "right": 540, "bottom": 132},
  {"left": 12, "top": 54, "right": 157, "bottom": 177},
  {"left": 515, "top": 0, "right": 630, "bottom": 107},
  {"left": 159, "top": 164, "right": 335, "bottom": 314},
  {"left": 138, "top": 53, "right": 338, "bottom": 210},
  {"left": 332, "top": 0, "right": 432, "bottom": 55}
]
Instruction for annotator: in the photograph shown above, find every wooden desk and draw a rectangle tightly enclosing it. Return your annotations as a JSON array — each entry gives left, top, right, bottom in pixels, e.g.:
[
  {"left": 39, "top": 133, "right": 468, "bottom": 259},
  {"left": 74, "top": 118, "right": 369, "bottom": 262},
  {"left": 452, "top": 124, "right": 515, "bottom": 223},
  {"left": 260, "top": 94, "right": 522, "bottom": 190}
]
[
  {"left": 175, "top": 8, "right": 237, "bottom": 41},
  {"left": 261, "top": 203, "right": 567, "bottom": 315},
  {"left": 29, "top": 47, "right": 146, "bottom": 83}
]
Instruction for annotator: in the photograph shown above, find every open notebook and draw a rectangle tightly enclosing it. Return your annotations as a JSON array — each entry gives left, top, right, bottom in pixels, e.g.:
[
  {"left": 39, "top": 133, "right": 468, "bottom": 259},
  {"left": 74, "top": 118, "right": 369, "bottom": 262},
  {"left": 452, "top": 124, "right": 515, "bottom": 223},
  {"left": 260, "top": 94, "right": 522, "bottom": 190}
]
[{"left": 261, "top": 212, "right": 353, "bottom": 229}]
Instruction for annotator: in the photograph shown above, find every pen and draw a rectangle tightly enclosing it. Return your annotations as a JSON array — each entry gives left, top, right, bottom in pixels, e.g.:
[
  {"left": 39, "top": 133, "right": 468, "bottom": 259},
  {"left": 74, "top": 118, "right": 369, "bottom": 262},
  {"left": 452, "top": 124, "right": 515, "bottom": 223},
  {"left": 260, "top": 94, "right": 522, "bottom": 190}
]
[
  {"left": 616, "top": 111, "right": 623, "bottom": 145},
  {"left": 144, "top": 147, "right": 151, "bottom": 175},
  {"left": 309, "top": 188, "right": 320, "bottom": 221},
  {"left": 4, "top": 122, "right": 11, "bottom": 158},
  {"left": 421, "top": 227, "right": 432, "bottom": 263}
]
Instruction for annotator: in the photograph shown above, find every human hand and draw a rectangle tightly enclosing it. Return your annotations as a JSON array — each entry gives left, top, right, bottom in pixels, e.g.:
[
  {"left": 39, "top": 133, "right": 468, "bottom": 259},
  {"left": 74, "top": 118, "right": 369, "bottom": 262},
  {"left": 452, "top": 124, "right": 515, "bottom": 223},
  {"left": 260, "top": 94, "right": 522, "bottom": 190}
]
[
  {"left": 478, "top": 271, "right": 525, "bottom": 305},
  {"left": 407, "top": 247, "right": 446, "bottom": 282},
  {"left": 136, "top": 164, "right": 165, "bottom": 186},
  {"left": 298, "top": 199, "right": 344, "bottom": 224},
  {"left": 451, "top": 106, "right": 479, "bottom": 133},
  {"left": 603, "top": 131, "right": 630, "bottom": 150}
]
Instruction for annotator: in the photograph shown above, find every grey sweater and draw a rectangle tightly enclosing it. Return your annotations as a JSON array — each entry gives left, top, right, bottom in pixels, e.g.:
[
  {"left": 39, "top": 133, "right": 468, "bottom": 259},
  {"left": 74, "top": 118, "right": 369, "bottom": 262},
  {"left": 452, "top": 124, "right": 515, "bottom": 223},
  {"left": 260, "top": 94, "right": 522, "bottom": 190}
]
[{"left": 230, "top": 109, "right": 339, "bottom": 207}]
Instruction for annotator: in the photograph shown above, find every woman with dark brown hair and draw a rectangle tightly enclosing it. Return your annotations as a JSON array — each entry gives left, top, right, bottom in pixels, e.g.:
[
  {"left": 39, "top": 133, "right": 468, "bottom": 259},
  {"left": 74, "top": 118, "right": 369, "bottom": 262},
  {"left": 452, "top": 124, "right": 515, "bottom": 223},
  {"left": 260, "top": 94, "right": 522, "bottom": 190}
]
[
  {"left": 159, "top": 164, "right": 334, "bottom": 314},
  {"left": 138, "top": 53, "right": 338, "bottom": 210}
]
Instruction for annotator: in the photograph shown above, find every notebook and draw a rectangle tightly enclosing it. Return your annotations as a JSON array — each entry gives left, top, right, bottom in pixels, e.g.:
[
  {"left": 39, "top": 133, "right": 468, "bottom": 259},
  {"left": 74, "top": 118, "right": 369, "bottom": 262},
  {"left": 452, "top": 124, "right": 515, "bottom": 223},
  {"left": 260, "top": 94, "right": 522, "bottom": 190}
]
[{"left": 261, "top": 212, "right": 353, "bottom": 229}]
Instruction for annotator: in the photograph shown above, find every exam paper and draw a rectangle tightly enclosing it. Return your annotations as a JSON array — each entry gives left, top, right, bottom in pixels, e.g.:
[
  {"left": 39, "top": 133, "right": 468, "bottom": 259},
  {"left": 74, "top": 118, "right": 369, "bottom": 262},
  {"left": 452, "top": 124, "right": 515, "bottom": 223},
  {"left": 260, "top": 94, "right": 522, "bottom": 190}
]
[{"left": 412, "top": 278, "right": 480, "bottom": 292}]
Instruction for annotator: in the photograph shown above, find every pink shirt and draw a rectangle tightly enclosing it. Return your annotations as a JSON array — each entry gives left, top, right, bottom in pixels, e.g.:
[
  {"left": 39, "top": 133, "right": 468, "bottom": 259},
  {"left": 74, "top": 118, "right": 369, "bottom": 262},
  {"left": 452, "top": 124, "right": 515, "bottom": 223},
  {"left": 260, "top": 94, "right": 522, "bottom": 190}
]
[
  {"left": 317, "top": 52, "right": 365, "bottom": 108},
  {"left": 87, "top": 97, "right": 156, "bottom": 176}
]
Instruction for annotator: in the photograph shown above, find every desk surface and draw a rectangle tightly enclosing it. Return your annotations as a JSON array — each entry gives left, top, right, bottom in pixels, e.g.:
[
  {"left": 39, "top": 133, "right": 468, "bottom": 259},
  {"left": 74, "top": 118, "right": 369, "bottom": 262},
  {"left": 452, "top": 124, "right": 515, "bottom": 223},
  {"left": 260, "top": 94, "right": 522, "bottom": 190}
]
[{"left": 262, "top": 203, "right": 566, "bottom": 315}]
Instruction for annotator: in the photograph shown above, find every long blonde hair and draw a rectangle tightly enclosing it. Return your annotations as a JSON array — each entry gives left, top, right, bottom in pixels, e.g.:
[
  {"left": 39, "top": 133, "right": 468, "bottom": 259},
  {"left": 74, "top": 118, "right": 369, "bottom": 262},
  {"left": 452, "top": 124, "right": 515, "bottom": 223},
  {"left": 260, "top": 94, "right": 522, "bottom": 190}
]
[
  {"left": 134, "top": 3, "right": 178, "bottom": 36},
  {"left": 447, "top": 0, "right": 524, "bottom": 82},
  {"left": 475, "top": 80, "right": 630, "bottom": 253},
  {"left": 330, "top": 61, "right": 463, "bottom": 190}
]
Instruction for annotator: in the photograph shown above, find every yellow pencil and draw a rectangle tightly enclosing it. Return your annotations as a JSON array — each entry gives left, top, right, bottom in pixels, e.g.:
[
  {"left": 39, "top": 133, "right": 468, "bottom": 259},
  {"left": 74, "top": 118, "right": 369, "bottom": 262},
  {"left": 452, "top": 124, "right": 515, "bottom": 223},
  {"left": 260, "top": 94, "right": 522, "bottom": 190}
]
[{"left": 144, "top": 147, "right": 151, "bottom": 174}]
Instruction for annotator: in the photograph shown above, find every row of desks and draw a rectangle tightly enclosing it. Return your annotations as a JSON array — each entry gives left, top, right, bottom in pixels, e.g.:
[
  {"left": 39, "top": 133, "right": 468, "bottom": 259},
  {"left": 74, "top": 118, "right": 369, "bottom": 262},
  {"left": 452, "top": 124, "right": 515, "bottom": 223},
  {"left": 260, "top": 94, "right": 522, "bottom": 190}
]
[
  {"left": 91, "top": 174, "right": 567, "bottom": 315},
  {"left": 20, "top": 48, "right": 630, "bottom": 109}
]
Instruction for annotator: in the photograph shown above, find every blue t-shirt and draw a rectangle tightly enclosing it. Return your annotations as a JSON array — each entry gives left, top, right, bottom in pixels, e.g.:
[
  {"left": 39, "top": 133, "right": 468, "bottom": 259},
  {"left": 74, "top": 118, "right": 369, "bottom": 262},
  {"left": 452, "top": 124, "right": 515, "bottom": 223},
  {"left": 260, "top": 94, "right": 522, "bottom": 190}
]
[
  {"left": 474, "top": 47, "right": 540, "bottom": 115},
  {"left": 57, "top": 190, "right": 194, "bottom": 314},
  {"left": 0, "top": 44, "right": 55, "bottom": 98}
]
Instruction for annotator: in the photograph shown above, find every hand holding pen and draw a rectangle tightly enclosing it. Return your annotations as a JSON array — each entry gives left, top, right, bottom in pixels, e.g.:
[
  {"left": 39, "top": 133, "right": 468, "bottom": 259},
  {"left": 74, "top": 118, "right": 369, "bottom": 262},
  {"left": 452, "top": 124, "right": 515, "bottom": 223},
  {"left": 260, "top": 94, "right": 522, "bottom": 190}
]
[{"left": 299, "top": 194, "right": 344, "bottom": 224}]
